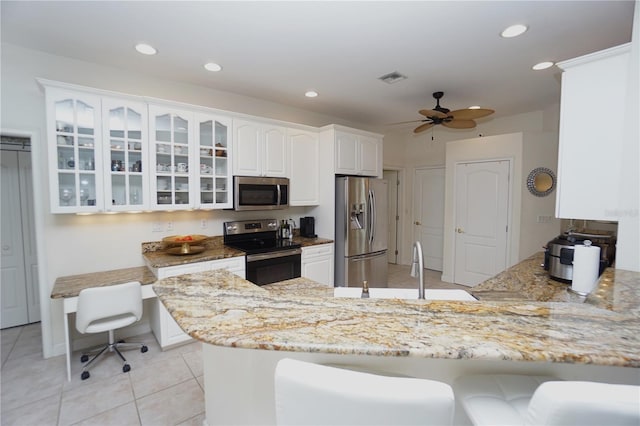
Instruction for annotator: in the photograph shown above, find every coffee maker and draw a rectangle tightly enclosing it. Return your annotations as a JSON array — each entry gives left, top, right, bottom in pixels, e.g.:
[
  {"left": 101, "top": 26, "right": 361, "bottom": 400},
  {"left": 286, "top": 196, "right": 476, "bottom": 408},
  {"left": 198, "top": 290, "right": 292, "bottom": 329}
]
[{"left": 299, "top": 217, "right": 316, "bottom": 238}]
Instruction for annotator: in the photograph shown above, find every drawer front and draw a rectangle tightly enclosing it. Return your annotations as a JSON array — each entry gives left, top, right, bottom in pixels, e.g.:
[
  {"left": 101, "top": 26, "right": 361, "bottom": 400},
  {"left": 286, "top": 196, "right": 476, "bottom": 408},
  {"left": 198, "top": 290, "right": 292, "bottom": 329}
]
[
  {"left": 207, "top": 256, "right": 245, "bottom": 272},
  {"left": 302, "top": 243, "right": 334, "bottom": 259}
]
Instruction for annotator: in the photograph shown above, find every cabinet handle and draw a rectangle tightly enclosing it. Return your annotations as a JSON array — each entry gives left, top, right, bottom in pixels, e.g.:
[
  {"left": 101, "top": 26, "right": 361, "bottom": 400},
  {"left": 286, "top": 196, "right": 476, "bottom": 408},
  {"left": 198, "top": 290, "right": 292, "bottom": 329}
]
[
  {"left": 414, "top": 221, "right": 421, "bottom": 225},
  {"left": 456, "top": 227, "right": 465, "bottom": 234}
]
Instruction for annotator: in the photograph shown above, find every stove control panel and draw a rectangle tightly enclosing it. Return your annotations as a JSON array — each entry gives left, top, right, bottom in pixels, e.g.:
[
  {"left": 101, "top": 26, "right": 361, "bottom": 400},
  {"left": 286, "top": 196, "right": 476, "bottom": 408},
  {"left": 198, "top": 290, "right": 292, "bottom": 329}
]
[{"left": 224, "top": 219, "right": 278, "bottom": 236}]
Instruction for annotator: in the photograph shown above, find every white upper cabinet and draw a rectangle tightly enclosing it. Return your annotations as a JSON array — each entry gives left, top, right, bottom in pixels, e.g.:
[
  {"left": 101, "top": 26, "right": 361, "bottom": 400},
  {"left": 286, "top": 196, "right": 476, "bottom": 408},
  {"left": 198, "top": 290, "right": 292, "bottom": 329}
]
[
  {"left": 555, "top": 44, "right": 630, "bottom": 220},
  {"left": 45, "top": 87, "right": 104, "bottom": 213},
  {"left": 233, "top": 119, "right": 288, "bottom": 177},
  {"left": 334, "top": 130, "right": 382, "bottom": 177},
  {"left": 194, "top": 112, "right": 232, "bottom": 209},
  {"left": 288, "top": 128, "right": 319, "bottom": 206},
  {"left": 148, "top": 105, "right": 195, "bottom": 210},
  {"left": 358, "top": 135, "right": 381, "bottom": 177},
  {"left": 102, "top": 98, "right": 148, "bottom": 212}
]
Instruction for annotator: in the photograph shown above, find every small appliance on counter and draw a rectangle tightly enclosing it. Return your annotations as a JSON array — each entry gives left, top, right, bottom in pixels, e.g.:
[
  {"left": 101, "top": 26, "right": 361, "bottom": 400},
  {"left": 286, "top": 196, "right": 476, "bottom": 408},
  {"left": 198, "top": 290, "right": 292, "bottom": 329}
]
[
  {"left": 543, "top": 231, "right": 616, "bottom": 282},
  {"left": 299, "top": 216, "right": 316, "bottom": 238}
]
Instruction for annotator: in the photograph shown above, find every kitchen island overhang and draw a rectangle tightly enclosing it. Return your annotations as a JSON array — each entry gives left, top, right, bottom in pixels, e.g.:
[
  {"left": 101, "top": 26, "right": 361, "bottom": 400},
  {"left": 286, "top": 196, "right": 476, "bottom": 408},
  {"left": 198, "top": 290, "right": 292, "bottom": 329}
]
[{"left": 152, "top": 254, "right": 640, "bottom": 425}]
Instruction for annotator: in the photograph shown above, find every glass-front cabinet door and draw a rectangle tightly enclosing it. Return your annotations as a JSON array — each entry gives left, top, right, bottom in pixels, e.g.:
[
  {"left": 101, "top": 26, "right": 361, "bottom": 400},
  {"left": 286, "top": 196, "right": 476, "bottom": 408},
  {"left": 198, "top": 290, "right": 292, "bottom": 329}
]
[
  {"left": 46, "top": 88, "right": 103, "bottom": 213},
  {"left": 194, "top": 113, "right": 231, "bottom": 209},
  {"left": 102, "top": 98, "right": 148, "bottom": 211},
  {"left": 149, "top": 105, "right": 194, "bottom": 210}
]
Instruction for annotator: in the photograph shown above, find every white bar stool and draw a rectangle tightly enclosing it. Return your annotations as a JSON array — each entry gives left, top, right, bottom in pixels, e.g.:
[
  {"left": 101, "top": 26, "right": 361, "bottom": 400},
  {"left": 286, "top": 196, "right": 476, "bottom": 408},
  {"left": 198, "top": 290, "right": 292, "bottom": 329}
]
[
  {"left": 274, "top": 358, "right": 455, "bottom": 425},
  {"left": 454, "top": 374, "right": 640, "bottom": 425}
]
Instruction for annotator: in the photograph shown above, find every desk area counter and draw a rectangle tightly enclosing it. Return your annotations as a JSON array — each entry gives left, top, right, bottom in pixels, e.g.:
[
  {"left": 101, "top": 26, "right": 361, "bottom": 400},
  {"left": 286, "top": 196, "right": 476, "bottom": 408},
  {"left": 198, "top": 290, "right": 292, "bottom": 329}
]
[
  {"left": 152, "top": 254, "right": 640, "bottom": 368},
  {"left": 51, "top": 266, "right": 157, "bottom": 299}
]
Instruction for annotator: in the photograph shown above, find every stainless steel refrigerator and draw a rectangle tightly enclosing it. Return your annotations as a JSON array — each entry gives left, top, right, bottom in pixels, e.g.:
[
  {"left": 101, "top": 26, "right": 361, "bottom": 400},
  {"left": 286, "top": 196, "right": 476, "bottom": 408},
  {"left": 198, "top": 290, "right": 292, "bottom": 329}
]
[{"left": 335, "top": 176, "right": 388, "bottom": 287}]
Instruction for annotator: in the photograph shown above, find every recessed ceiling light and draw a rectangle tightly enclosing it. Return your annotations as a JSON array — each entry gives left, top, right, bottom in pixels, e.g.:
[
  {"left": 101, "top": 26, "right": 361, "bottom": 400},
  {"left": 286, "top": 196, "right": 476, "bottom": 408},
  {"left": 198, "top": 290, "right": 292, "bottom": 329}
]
[
  {"left": 305, "top": 91, "right": 319, "bottom": 98},
  {"left": 135, "top": 43, "right": 157, "bottom": 55},
  {"left": 532, "top": 61, "right": 554, "bottom": 70},
  {"left": 501, "top": 24, "right": 528, "bottom": 38},
  {"left": 204, "top": 62, "right": 222, "bottom": 72},
  {"left": 469, "top": 105, "right": 481, "bottom": 110}
]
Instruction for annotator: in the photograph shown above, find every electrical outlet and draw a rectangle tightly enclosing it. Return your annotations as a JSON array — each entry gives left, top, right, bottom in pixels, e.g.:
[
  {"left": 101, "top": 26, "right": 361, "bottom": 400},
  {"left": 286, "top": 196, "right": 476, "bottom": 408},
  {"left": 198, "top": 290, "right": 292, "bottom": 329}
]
[
  {"left": 166, "top": 221, "right": 173, "bottom": 231},
  {"left": 200, "top": 219, "right": 207, "bottom": 229},
  {"left": 152, "top": 222, "right": 163, "bottom": 232},
  {"left": 537, "top": 215, "right": 553, "bottom": 223}
]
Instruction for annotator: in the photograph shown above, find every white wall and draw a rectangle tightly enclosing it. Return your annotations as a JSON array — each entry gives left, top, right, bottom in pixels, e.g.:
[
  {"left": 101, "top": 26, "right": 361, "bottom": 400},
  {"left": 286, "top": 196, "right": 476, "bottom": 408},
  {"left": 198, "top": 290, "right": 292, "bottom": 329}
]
[
  {"left": 384, "top": 108, "right": 562, "bottom": 268},
  {"left": 0, "top": 43, "right": 370, "bottom": 358}
]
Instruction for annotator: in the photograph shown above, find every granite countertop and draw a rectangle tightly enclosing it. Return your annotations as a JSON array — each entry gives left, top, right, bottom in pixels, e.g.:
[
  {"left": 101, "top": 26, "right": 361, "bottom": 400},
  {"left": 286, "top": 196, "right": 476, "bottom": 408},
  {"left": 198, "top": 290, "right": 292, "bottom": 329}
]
[
  {"left": 143, "top": 234, "right": 333, "bottom": 269},
  {"left": 52, "top": 234, "right": 334, "bottom": 298},
  {"left": 152, "top": 253, "right": 640, "bottom": 368},
  {"left": 51, "top": 266, "right": 157, "bottom": 299},
  {"left": 472, "top": 252, "right": 638, "bottom": 315}
]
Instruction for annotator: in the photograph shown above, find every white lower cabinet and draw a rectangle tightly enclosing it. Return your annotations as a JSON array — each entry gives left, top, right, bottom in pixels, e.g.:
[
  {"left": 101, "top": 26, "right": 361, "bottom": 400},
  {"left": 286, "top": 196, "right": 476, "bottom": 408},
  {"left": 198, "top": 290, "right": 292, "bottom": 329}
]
[
  {"left": 301, "top": 243, "right": 334, "bottom": 286},
  {"left": 150, "top": 256, "right": 245, "bottom": 349}
]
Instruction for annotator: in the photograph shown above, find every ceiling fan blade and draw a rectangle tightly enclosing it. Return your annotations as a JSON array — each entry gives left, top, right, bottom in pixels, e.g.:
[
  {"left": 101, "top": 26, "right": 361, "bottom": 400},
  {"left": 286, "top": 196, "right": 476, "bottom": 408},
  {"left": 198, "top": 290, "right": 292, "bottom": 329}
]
[
  {"left": 448, "top": 108, "right": 495, "bottom": 120},
  {"left": 443, "top": 119, "right": 476, "bottom": 129},
  {"left": 419, "top": 109, "right": 448, "bottom": 119},
  {"left": 414, "top": 122, "right": 435, "bottom": 134},
  {"left": 386, "top": 119, "right": 426, "bottom": 125}
]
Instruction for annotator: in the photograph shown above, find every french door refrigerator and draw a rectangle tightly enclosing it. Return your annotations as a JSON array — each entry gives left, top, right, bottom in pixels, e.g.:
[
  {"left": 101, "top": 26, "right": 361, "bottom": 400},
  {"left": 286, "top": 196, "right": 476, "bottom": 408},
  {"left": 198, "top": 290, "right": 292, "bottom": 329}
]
[{"left": 335, "top": 176, "right": 388, "bottom": 287}]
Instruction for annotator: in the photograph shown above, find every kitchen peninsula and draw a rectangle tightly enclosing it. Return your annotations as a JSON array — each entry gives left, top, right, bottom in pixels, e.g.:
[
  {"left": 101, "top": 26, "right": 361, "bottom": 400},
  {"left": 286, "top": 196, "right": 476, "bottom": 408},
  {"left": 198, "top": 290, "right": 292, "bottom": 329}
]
[{"left": 153, "top": 253, "right": 640, "bottom": 425}]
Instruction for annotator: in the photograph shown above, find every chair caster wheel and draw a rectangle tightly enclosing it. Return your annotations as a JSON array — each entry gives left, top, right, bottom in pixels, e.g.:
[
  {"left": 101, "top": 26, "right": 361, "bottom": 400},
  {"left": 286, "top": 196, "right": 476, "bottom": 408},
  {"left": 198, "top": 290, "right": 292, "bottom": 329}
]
[
  {"left": 81, "top": 371, "right": 90, "bottom": 380},
  {"left": 141, "top": 345, "right": 148, "bottom": 353},
  {"left": 123, "top": 364, "right": 131, "bottom": 373},
  {"left": 80, "top": 354, "right": 89, "bottom": 363}
]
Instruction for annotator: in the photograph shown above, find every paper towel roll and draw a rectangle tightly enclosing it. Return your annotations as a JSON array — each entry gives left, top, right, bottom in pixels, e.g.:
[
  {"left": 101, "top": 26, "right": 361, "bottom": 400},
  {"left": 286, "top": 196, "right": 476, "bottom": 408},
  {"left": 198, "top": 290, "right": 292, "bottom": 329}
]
[{"left": 572, "top": 241, "right": 601, "bottom": 295}]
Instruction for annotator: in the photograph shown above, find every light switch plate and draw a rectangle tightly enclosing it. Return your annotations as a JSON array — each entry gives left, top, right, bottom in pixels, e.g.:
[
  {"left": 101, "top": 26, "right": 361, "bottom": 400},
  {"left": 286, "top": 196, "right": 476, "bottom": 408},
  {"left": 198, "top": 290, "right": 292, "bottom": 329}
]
[
  {"left": 152, "top": 222, "right": 163, "bottom": 232},
  {"left": 166, "top": 221, "right": 173, "bottom": 231}
]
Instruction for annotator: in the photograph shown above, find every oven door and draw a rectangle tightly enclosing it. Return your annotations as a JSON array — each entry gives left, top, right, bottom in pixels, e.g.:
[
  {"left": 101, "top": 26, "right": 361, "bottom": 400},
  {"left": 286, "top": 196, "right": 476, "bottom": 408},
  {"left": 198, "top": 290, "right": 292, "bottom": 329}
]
[
  {"left": 245, "top": 248, "right": 301, "bottom": 286},
  {"left": 234, "top": 176, "right": 289, "bottom": 211}
]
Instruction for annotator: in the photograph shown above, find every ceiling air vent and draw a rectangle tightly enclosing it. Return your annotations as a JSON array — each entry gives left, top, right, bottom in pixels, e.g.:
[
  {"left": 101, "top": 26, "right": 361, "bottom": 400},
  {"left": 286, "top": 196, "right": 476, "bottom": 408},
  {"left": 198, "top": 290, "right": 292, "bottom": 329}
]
[{"left": 378, "top": 71, "right": 407, "bottom": 84}]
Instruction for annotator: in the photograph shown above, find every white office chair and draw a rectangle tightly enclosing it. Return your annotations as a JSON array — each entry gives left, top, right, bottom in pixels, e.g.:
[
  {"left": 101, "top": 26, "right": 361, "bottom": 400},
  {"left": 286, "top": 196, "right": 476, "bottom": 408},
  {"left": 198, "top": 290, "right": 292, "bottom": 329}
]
[
  {"left": 75, "top": 281, "right": 148, "bottom": 380},
  {"left": 454, "top": 374, "right": 640, "bottom": 425},
  {"left": 274, "top": 358, "right": 455, "bottom": 425}
]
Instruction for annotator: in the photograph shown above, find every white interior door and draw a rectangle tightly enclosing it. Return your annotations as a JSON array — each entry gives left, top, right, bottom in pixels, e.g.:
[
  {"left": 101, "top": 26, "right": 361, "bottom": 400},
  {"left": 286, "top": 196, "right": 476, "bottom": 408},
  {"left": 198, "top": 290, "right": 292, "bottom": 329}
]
[
  {"left": 1, "top": 151, "right": 29, "bottom": 328},
  {"left": 383, "top": 170, "right": 399, "bottom": 263},
  {"left": 454, "top": 160, "right": 509, "bottom": 286},
  {"left": 18, "top": 151, "right": 40, "bottom": 324},
  {"left": 413, "top": 167, "right": 445, "bottom": 271}
]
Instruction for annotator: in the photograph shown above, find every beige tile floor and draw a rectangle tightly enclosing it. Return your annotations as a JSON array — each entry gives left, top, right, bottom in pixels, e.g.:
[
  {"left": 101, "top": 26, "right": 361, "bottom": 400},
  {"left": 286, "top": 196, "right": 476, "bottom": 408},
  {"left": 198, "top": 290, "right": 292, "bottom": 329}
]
[{"left": 0, "top": 264, "right": 468, "bottom": 426}]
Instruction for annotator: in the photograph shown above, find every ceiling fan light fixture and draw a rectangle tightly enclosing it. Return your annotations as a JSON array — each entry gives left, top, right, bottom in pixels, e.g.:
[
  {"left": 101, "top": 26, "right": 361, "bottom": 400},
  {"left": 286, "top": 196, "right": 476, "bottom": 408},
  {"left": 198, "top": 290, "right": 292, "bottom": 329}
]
[
  {"left": 305, "top": 90, "right": 319, "bottom": 98},
  {"left": 501, "top": 24, "right": 528, "bottom": 38},
  {"left": 469, "top": 105, "right": 481, "bottom": 110},
  {"left": 532, "top": 61, "right": 554, "bottom": 70},
  {"left": 135, "top": 43, "right": 157, "bottom": 55}
]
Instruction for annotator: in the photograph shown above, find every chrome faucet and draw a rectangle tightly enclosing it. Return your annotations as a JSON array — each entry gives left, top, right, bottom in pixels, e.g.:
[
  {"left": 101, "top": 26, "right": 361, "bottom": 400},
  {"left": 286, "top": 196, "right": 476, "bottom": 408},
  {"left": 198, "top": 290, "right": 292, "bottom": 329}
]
[{"left": 410, "top": 241, "right": 425, "bottom": 299}]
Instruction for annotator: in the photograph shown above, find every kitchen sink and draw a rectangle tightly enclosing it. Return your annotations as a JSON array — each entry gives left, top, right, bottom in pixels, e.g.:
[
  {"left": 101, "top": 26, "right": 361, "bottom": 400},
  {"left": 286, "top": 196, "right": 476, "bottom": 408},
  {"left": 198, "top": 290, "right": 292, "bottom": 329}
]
[{"left": 333, "top": 287, "right": 477, "bottom": 301}]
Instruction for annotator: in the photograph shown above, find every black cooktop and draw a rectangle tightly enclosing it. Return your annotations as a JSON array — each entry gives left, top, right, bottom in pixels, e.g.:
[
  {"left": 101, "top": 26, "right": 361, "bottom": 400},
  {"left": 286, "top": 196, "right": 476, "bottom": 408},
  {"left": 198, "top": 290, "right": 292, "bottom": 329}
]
[{"left": 224, "top": 237, "right": 301, "bottom": 255}]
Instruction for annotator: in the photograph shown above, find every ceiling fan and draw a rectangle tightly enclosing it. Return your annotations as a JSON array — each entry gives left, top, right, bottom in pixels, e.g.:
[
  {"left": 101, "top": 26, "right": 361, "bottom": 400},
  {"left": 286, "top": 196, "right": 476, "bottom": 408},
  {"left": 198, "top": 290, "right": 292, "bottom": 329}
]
[{"left": 400, "top": 91, "right": 495, "bottom": 134}]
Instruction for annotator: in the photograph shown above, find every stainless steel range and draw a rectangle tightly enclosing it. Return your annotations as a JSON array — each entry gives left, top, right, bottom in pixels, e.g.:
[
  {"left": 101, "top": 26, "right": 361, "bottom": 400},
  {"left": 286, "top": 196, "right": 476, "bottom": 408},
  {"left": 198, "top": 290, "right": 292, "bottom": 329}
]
[{"left": 223, "top": 219, "right": 301, "bottom": 286}]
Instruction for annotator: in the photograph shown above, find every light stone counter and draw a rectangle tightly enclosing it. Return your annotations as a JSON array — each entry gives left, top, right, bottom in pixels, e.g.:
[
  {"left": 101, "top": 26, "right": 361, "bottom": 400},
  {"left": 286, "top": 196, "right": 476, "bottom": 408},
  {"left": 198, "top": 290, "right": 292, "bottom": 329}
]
[
  {"left": 152, "top": 254, "right": 640, "bottom": 368},
  {"left": 152, "top": 254, "right": 640, "bottom": 425}
]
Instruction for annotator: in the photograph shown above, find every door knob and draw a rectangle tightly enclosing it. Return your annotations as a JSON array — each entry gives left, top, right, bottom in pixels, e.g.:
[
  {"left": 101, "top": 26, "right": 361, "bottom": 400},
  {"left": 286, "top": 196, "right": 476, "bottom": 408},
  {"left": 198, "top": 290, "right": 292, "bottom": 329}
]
[
  {"left": 456, "top": 227, "right": 465, "bottom": 234},
  {"left": 414, "top": 221, "right": 421, "bottom": 225}
]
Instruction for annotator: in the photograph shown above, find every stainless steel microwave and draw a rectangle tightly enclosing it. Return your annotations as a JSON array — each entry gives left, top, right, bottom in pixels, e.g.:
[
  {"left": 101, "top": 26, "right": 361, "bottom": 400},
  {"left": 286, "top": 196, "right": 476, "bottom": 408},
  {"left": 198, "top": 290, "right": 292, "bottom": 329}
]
[{"left": 233, "top": 176, "right": 289, "bottom": 211}]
